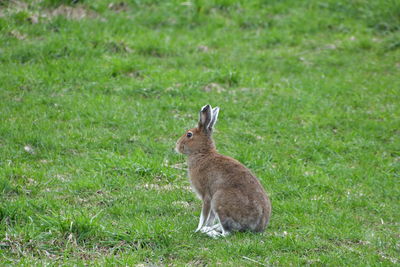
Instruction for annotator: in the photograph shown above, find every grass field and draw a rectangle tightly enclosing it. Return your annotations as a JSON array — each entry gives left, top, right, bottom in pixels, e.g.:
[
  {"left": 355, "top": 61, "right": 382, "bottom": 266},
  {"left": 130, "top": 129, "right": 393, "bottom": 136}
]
[{"left": 1, "top": 0, "right": 399, "bottom": 265}]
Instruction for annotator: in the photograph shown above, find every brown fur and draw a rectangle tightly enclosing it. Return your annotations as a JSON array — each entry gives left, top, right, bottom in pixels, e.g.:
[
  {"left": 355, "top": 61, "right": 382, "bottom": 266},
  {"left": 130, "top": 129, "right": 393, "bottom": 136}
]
[{"left": 176, "top": 105, "right": 271, "bottom": 235}]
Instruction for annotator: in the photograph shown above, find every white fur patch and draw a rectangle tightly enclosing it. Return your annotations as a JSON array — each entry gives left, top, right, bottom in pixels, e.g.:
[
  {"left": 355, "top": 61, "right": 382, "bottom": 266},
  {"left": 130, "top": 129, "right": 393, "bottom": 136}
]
[{"left": 195, "top": 212, "right": 205, "bottom": 232}]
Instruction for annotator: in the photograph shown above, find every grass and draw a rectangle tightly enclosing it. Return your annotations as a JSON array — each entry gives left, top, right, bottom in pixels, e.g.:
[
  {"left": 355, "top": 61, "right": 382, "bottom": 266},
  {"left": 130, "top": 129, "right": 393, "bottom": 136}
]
[{"left": 0, "top": 0, "right": 399, "bottom": 265}]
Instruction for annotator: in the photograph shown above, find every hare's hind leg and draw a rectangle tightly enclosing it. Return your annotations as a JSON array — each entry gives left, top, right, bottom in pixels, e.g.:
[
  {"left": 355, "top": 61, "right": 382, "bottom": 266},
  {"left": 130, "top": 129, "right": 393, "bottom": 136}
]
[{"left": 209, "top": 190, "right": 245, "bottom": 236}]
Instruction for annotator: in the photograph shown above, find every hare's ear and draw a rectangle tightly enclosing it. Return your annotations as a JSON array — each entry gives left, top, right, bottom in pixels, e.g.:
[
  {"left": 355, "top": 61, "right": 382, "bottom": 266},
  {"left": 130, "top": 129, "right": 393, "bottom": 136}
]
[
  {"left": 208, "top": 107, "right": 220, "bottom": 131},
  {"left": 198, "top": 104, "right": 212, "bottom": 133}
]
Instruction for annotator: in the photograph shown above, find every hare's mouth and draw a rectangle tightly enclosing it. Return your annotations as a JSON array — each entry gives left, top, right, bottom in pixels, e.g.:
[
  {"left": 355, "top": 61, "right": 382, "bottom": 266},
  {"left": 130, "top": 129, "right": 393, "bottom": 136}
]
[{"left": 175, "top": 143, "right": 182, "bottom": 154}]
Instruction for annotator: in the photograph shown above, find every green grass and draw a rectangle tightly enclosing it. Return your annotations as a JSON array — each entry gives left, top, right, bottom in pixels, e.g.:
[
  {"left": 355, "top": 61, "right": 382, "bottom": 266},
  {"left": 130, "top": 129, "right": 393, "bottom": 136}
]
[{"left": 1, "top": 0, "right": 399, "bottom": 265}]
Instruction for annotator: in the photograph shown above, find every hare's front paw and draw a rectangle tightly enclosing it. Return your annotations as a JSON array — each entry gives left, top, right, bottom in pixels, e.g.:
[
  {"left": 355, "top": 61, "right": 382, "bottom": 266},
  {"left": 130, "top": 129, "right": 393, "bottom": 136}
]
[
  {"left": 200, "top": 224, "right": 222, "bottom": 233},
  {"left": 201, "top": 224, "right": 229, "bottom": 238},
  {"left": 200, "top": 226, "right": 212, "bottom": 233},
  {"left": 206, "top": 229, "right": 222, "bottom": 238},
  {"left": 206, "top": 229, "right": 230, "bottom": 238}
]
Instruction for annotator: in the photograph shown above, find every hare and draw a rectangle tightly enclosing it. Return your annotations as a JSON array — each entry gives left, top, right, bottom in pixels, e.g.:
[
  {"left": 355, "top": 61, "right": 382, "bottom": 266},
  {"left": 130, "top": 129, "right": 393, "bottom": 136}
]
[{"left": 175, "top": 105, "right": 271, "bottom": 238}]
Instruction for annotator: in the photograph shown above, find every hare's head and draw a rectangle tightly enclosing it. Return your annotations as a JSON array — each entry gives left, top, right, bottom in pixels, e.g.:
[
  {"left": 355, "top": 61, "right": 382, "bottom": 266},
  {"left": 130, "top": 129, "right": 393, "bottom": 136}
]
[{"left": 176, "top": 105, "right": 220, "bottom": 155}]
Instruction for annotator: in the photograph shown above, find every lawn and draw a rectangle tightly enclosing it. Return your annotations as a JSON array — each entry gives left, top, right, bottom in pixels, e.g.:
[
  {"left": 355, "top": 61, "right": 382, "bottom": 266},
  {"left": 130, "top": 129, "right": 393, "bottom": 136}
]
[{"left": 0, "top": 0, "right": 399, "bottom": 265}]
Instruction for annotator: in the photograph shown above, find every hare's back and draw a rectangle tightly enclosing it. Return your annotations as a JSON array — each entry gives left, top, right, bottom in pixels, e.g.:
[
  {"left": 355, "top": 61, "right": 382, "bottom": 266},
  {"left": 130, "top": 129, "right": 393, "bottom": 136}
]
[{"left": 211, "top": 154, "right": 263, "bottom": 187}]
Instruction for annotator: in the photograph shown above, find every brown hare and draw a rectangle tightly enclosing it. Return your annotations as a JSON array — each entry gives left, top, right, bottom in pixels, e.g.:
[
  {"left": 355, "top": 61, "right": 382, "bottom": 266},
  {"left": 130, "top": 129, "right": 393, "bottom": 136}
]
[{"left": 175, "top": 105, "right": 271, "bottom": 238}]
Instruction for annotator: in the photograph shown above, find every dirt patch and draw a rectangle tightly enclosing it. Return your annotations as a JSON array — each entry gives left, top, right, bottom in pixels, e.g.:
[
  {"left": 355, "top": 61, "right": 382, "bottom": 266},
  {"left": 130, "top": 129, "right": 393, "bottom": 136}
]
[
  {"left": 27, "top": 13, "right": 39, "bottom": 24},
  {"left": 197, "top": 45, "right": 210, "bottom": 52},
  {"left": 2, "top": 1, "right": 100, "bottom": 21},
  {"left": 10, "top": 30, "right": 27, "bottom": 40},
  {"left": 172, "top": 201, "right": 191, "bottom": 207},
  {"left": 203, "top": 83, "right": 225, "bottom": 93},
  {"left": 108, "top": 2, "right": 130, "bottom": 13},
  {"left": 2, "top": 0, "right": 28, "bottom": 11},
  {"left": 135, "top": 183, "right": 191, "bottom": 192},
  {"left": 46, "top": 5, "right": 98, "bottom": 20},
  {"left": 169, "top": 162, "right": 187, "bottom": 170},
  {"left": 23, "top": 144, "right": 35, "bottom": 154}
]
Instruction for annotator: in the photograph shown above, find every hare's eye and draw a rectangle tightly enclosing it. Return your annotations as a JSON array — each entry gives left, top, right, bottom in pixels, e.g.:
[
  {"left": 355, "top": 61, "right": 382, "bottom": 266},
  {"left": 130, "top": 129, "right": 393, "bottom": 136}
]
[{"left": 186, "top": 132, "right": 193, "bottom": 138}]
